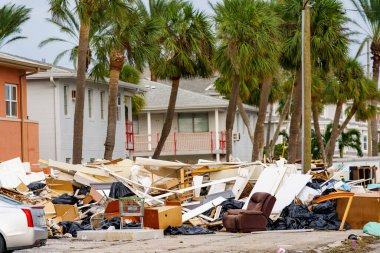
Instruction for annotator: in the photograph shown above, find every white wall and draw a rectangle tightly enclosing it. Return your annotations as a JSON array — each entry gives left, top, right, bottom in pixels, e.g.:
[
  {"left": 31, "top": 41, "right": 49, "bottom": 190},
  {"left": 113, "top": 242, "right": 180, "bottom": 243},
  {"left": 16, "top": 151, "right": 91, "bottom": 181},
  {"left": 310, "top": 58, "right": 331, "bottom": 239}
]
[
  {"left": 27, "top": 80, "right": 57, "bottom": 160},
  {"left": 28, "top": 78, "right": 127, "bottom": 163},
  {"left": 232, "top": 111, "right": 255, "bottom": 161}
]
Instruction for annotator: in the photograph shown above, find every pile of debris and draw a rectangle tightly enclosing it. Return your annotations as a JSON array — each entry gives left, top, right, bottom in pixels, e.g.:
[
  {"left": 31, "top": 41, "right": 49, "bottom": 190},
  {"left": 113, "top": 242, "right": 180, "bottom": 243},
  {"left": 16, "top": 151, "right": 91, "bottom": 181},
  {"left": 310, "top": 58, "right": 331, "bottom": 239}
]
[{"left": 0, "top": 156, "right": 363, "bottom": 239}]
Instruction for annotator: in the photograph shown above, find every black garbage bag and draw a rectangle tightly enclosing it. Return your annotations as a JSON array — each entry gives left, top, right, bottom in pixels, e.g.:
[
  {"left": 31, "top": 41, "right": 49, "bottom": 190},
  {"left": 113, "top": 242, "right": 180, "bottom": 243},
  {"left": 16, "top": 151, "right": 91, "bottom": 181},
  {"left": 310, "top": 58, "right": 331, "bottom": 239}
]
[
  {"left": 306, "top": 178, "right": 326, "bottom": 190},
  {"left": 59, "top": 221, "right": 88, "bottom": 237},
  {"left": 101, "top": 217, "right": 121, "bottom": 230},
  {"left": 321, "top": 188, "right": 336, "bottom": 196},
  {"left": 200, "top": 186, "right": 209, "bottom": 196},
  {"left": 27, "top": 182, "right": 46, "bottom": 196},
  {"left": 267, "top": 201, "right": 350, "bottom": 231},
  {"left": 77, "top": 186, "right": 91, "bottom": 195},
  {"left": 287, "top": 204, "right": 313, "bottom": 219},
  {"left": 312, "top": 201, "right": 336, "bottom": 214},
  {"left": 164, "top": 226, "right": 215, "bottom": 235},
  {"left": 109, "top": 182, "right": 134, "bottom": 199},
  {"left": 52, "top": 193, "right": 80, "bottom": 205},
  {"left": 268, "top": 217, "right": 287, "bottom": 230}
]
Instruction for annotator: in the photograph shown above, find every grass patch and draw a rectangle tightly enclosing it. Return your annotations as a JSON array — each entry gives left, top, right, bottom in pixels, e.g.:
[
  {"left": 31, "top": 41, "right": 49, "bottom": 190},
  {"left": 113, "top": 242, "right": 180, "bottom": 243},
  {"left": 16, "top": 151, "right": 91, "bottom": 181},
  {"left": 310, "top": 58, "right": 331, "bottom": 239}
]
[{"left": 323, "top": 236, "right": 379, "bottom": 253}]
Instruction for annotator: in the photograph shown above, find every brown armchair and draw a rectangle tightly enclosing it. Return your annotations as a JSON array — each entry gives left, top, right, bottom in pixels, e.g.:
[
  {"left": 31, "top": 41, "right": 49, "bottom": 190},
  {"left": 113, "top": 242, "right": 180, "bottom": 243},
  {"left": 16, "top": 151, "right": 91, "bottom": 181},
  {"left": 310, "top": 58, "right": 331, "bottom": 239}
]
[{"left": 222, "top": 192, "right": 276, "bottom": 233}]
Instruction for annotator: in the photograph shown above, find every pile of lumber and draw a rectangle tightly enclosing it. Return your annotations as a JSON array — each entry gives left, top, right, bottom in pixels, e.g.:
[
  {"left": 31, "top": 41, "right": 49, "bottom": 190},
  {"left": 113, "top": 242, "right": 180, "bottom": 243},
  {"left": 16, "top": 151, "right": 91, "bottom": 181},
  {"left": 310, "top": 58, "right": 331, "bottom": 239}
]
[{"left": 4, "top": 156, "right": 341, "bottom": 236}]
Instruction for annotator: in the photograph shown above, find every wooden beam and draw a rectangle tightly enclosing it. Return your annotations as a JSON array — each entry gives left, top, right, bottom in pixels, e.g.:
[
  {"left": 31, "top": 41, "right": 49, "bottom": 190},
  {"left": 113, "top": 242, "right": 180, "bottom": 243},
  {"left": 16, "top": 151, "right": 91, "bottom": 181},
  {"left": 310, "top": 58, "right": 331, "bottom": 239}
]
[{"left": 182, "top": 197, "right": 226, "bottom": 222}]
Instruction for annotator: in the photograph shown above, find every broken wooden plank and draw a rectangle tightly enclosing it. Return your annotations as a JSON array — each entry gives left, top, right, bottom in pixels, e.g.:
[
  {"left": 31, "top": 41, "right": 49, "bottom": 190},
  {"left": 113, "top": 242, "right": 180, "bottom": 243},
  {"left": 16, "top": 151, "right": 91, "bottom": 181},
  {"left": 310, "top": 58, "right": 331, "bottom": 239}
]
[
  {"left": 232, "top": 166, "right": 256, "bottom": 200},
  {"left": 182, "top": 197, "right": 226, "bottom": 222},
  {"left": 135, "top": 157, "right": 189, "bottom": 168},
  {"left": 48, "top": 160, "right": 110, "bottom": 177},
  {"left": 192, "top": 176, "right": 203, "bottom": 197},
  {"left": 73, "top": 172, "right": 110, "bottom": 186},
  {"left": 208, "top": 183, "right": 226, "bottom": 195}
]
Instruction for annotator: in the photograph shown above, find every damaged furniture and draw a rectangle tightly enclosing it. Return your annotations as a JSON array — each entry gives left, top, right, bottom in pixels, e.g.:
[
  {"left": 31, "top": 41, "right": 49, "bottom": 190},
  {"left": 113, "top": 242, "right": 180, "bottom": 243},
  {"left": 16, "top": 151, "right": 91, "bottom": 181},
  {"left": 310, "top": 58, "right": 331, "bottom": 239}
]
[{"left": 222, "top": 192, "right": 276, "bottom": 233}]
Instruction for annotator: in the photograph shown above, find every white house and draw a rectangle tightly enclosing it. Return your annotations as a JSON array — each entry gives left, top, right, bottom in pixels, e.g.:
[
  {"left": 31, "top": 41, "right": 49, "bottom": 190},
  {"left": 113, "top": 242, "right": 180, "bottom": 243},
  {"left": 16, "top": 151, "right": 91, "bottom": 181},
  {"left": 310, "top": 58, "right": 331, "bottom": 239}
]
[
  {"left": 27, "top": 66, "right": 144, "bottom": 163},
  {"left": 164, "top": 75, "right": 374, "bottom": 160},
  {"left": 133, "top": 79, "right": 258, "bottom": 162}
]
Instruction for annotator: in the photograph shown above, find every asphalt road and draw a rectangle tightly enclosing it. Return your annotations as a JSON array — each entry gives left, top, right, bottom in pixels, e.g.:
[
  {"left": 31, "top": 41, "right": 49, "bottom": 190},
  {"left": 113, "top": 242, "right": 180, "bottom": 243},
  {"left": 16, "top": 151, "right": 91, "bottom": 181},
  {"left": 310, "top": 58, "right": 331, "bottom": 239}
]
[{"left": 18, "top": 230, "right": 366, "bottom": 253}]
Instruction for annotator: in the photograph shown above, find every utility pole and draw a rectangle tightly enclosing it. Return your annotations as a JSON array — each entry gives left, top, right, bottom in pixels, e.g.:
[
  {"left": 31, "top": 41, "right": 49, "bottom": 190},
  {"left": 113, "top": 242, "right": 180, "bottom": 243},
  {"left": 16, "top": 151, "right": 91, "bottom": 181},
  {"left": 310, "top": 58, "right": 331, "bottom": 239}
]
[
  {"left": 302, "top": 0, "right": 311, "bottom": 173},
  {"left": 367, "top": 40, "right": 372, "bottom": 156}
]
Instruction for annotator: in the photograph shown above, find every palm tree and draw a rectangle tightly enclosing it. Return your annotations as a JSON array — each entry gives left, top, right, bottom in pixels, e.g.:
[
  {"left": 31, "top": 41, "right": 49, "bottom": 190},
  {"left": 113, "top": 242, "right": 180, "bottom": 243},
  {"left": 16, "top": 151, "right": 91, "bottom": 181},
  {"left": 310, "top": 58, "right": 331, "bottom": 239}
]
[
  {"left": 39, "top": 10, "right": 97, "bottom": 70},
  {"left": 323, "top": 59, "right": 376, "bottom": 165},
  {"left": 91, "top": 2, "right": 158, "bottom": 160},
  {"left": 214, "top": 76, "right": 257, "bottom": 159},
  {"left": 213, "top": 0, "right": 282, "bottom": 161},
  {"left": 137, "top": 0, "right": 174, "bottom": 82},
  {"left": 151, "top": 1, "right": 215, "bottom": 159},
  {"left": 267, "top": 71, "right": 294, "bottom": 159},
  {"left": 350, "top": 0, "right": 380, "bottom": 156},
  {"left": 278, "top": 0, "right": 349, "bottom": 163},
  {"left": 48, "top": 0, "right": 125, "bottom": 164},
  {"left": 338, "top": 129, "right": 363, "bottom": 158},
  {"left": 0, "top": 3, "right": 31, "bottom": 48},
  {"left": 312, "top": 123, "right": 363, "bottom": 159}
]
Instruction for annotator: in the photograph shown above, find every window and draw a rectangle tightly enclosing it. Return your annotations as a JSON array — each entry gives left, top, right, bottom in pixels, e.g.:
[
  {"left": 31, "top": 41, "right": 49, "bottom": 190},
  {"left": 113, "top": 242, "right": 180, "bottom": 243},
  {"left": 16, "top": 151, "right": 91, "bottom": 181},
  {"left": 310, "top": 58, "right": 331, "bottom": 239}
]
[
  {"left": 363, "top": 135, "right": 368, "bottom": 151},
  {"left": 63, "top": 86, "right": 68, "bottom": 115},
  {"left": 178, "top": 113, "right": 209, "bottom": 132},
  {"left": 5, "top": 84, "right": 17, "bottom": 117},
  {"left": 117, "top": 94, "right": 121, "bottom": 121},
  {"left": 88, "top": 89, "right": 93, "bottom": 118},
  {"left": 100, "top": 91, "right": 105, "bottom": 120},
  {"left": 133, "top": 115, "right": 139, "bottom": 134},
  {"left": 65, "top": 158, "right": 71, "bottom": 163}
]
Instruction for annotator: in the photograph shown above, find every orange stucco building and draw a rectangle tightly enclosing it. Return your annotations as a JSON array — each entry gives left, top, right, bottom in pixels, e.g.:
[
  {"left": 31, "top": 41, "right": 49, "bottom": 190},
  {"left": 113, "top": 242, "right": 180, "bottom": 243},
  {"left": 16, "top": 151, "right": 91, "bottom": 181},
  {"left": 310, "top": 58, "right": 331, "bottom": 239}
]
[{"left": 0, "top": 53, "right": 50, "bottom": 167}]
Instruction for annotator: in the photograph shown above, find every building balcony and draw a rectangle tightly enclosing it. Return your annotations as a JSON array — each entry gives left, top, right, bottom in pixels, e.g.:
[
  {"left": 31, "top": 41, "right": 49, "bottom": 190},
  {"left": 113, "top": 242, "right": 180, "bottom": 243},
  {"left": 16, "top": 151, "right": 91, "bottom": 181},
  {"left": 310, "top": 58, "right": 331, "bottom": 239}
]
[{"left": 130, "top": 131, "right": 226, "bottom": 157}]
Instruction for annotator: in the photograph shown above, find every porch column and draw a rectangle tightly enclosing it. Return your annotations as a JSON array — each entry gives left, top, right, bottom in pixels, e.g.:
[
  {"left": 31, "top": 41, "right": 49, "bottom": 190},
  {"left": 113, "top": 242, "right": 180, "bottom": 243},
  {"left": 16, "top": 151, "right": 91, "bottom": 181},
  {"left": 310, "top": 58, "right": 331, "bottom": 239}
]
[
  {"left": 127, "top": 96, "right": 133, "bottom": 160},
  {"left": 147, "top": 112, "right": 152, "bottom": 157},
  {"left": 215, "top": 109, "right": 220, "bottom": 162}
]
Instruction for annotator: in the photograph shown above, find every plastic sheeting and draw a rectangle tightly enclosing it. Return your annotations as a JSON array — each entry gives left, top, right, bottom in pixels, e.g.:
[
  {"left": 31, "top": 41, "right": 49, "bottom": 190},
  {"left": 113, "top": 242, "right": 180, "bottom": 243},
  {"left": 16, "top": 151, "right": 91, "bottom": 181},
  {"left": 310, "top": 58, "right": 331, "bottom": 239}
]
[
  {"left": 109, "top": 182, "right": 134, "bottom": 199},
  {"left": 363, "top": 222, "right": 380, "bottom": 236},
  {"left": 164, "top": 226, "right": 215, "bottom": 235},
  {"left": 268, "top": 201, "right": 350, "bottom": 231}
]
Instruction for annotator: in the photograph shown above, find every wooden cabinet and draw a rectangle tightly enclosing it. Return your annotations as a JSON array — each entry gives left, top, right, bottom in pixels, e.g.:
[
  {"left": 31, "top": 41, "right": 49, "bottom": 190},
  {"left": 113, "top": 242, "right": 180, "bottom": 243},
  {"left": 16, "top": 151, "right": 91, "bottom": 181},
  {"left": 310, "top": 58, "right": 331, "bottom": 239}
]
[
  {"left": 337, "top": 193, "right": 380, "bottom": 229},
  {"left": 144, "top": 206, "right": 182, "bottom": 229}
]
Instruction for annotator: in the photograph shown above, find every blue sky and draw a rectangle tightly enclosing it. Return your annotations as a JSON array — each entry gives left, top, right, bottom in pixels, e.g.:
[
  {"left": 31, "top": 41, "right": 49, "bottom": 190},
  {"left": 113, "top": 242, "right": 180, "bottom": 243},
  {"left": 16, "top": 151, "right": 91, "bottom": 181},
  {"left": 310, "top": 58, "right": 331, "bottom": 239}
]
[{"left": 3, "top": 0, "right": 367, "bottom": 72}]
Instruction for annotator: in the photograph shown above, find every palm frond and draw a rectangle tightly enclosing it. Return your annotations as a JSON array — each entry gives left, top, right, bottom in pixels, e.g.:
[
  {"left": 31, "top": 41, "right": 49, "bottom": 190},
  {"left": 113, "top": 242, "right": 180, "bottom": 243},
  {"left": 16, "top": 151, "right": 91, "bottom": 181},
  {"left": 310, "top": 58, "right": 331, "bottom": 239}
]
[{"left": 0, "top": 3, "right": 31, "bottom": 48}]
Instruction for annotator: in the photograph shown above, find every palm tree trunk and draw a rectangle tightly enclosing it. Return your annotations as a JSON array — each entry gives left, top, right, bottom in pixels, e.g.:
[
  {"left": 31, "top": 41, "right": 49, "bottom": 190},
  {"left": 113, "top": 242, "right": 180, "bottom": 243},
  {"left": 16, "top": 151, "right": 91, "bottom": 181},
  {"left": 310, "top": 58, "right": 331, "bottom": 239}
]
[
  {"left": 149, "top": 65, "right": 157, "bottom": 82},
  {"left": 237, "top": 96, "right": 254, "bottom": 145},
  {"left": 225, "top": 77, "right": 240, "bottom": 162},
  {"left": 104, "top": 48, "right": 125, "bottom": 160},
  {"left": 311, "top": 96, "right": 326, "bottom": 163},
  {"left": 72, "top": 23, "right": 90, "bottom": 164},
  {"left": 325, "top": 100, "right": 343, "bottom": 165},
  {"left": 370, "top": 46, "right": 380, "bottom": 156},
  {"left": 253, "top": 78, "right": 272, "bottom": 161},
  {"left": 152, "top": 77, "right": 180, "bottom": 159},
  {"left": 265, "top": 103, "right": 274, "bottom": 158},
  {"left": 269, "top": 92, "right": 292, "bottom": 158},
  {"left": 288, "top": 68, "right": 302, "bottom": 163},
  {"left": 325, "top": 104, "right": 357, "bottom": 166}
]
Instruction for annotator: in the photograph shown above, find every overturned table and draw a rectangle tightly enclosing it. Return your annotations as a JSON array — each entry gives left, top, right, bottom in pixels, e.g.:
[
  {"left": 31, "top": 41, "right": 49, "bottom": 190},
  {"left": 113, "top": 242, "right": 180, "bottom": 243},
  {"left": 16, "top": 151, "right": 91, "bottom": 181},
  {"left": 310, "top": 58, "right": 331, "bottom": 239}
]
[{"left": 336, "top": 192, "right": 380, "bottom": 229}]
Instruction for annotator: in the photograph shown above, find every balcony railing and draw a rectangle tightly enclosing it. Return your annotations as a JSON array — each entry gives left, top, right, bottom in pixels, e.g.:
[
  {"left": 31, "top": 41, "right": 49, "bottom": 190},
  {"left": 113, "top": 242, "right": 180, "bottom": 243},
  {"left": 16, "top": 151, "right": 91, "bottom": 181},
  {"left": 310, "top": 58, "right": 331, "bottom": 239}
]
[{"left": 132, "top": 131, "right": 226, "bottom": 156}]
